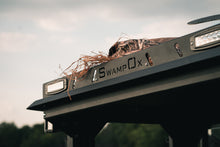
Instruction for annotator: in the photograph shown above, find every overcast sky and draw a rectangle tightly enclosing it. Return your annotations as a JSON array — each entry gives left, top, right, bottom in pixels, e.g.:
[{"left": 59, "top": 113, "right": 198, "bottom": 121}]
[{"left": 0, "top": 0, "right": 219, "bottom": 127}]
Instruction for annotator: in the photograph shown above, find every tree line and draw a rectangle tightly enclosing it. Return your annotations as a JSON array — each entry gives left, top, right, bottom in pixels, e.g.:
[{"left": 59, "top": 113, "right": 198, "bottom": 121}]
[
  {"left": 0, "top": 122, "right": 66, "bottom": 147},
  {"left": 96, "top": 123, "right": 168, "bottom": 147},
  {"left": 0, "top": 122, "right": 168, "bottom": 147},
  {"left": 1, "top": 122, "right": 220, "bottom": 147}
]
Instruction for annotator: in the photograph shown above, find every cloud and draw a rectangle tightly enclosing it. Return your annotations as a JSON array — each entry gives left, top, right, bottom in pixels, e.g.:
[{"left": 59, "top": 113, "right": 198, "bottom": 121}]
[
  {"left": 140, "top": 16, "right": 219, "bottom": 38},
  {"left": 0, "top": 0, "right": 219, "bottom": 32},
  {"left": 0, "top": 90, "right": 43, "bottom": 127},
  {"left": 141, "top": 18, "right": 190, "bottom": 38},
  {"left": 34, "top": 11, "right": 83, "bottom": 32},
  {"left": 1, "top": 0, "right": 219, "bottom": 18},
  {"left": 0, "top": 32, "right": 36, "bottom": 53}
]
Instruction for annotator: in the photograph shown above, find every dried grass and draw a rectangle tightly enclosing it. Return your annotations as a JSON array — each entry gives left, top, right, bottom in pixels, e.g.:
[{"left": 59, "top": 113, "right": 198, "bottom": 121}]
[
  {"left": 62, "top": 37, "right": 176, "bottom": 100},
  {"left": 62, "top": 53, "right": 115, "bottom": 80}
]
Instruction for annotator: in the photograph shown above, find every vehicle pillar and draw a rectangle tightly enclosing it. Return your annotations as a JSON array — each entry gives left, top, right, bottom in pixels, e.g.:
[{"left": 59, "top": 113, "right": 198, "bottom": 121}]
[
  {"left": 65, "top": 121, "right": 105, "bottom": 147},
  {"left": 162, "top": 121, "right": 208, "bottom": 147}
]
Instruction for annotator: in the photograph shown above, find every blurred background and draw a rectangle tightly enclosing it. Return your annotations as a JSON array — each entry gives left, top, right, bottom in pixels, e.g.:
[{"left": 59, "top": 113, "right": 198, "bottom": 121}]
[{"left": 0, "top": 0, "right": 219, "bottom": 146}]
